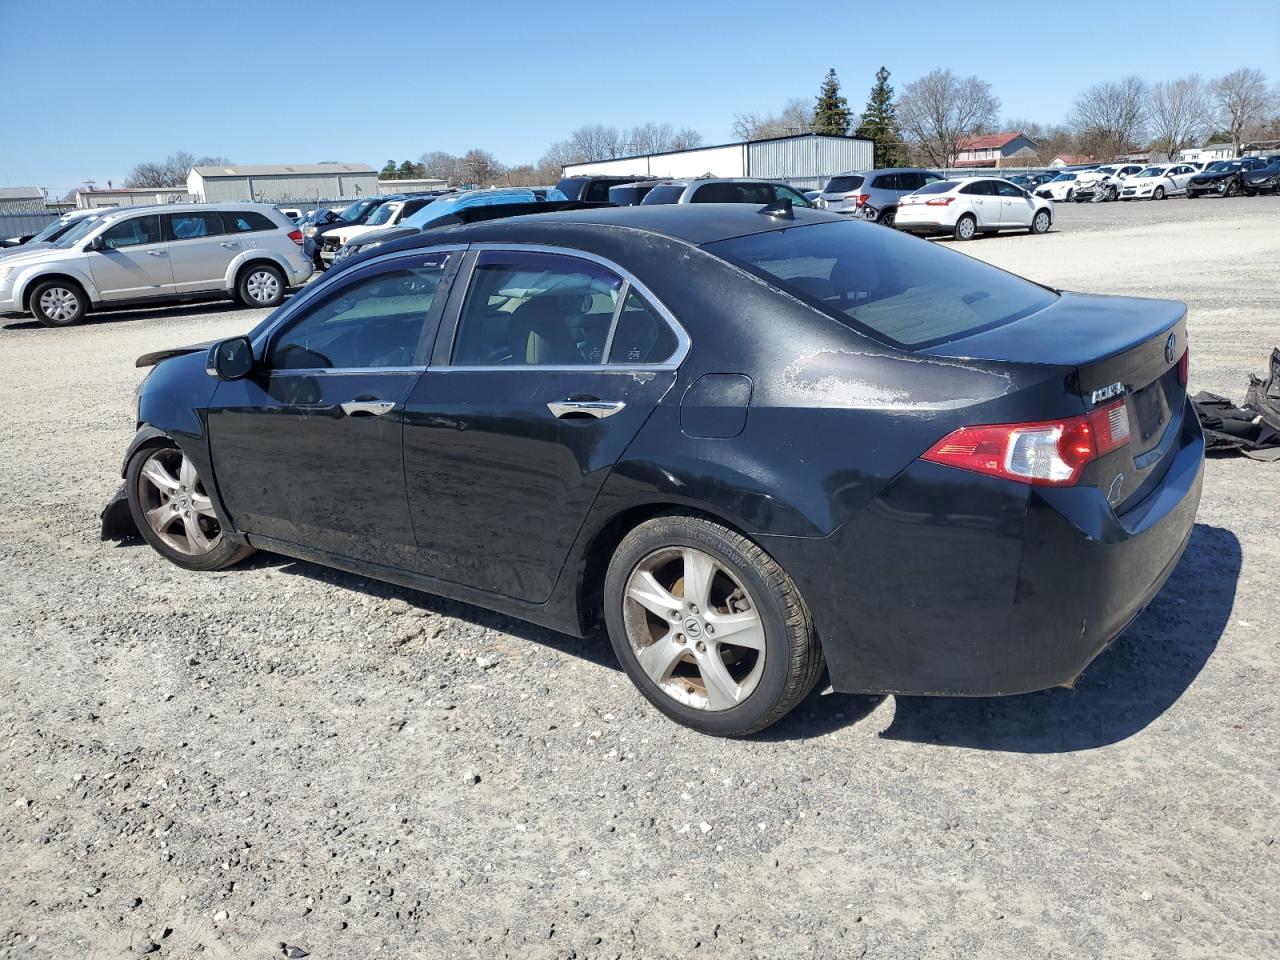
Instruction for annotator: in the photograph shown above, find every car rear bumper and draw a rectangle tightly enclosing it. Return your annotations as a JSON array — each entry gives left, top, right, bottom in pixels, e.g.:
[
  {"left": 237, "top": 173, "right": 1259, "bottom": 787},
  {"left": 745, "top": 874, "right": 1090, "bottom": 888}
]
[{"left": 766, "top": 397, "right": 1205, "bottom": 697}]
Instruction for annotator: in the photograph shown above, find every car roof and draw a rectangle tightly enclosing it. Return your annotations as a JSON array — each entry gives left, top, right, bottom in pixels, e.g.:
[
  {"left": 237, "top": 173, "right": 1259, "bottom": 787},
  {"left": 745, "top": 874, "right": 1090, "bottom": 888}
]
[{"left": 376, "top": 203, "right": 847, "bottom": 251}]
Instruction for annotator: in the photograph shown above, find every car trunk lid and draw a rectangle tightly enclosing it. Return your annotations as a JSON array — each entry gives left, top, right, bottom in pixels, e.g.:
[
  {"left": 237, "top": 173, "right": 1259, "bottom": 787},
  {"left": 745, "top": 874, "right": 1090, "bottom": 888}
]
[{"left": 921, "top": 292, "right": 1188, "bottom": 510}]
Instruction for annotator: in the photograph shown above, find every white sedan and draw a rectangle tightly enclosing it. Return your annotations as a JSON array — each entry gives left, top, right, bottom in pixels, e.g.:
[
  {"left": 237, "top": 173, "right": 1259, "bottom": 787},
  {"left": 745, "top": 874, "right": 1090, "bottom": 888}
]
[
  {"left": 895, "top": 177, "right": 1054, "bottom": 241},
  {"left": 1119, "top": 163, "right": 1198, "bottom": 200},
  {"left": 1033, "top": 171, "right": 1085, "bottom": 202}
]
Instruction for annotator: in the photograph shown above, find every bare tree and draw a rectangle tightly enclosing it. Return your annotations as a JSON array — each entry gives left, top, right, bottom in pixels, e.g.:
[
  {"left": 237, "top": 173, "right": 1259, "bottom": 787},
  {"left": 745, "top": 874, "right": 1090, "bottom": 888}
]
[
  {"left": 671, "top": 127, "right": 704, "bottom": 150},
  {"left": 1148, "top": 75, "right": 1213, "bottom": 161},
  {"left": 1069, "top": 76, "right": 1149, "bottom": 160},
  {"left": 897, "top": 70, "right": 1000, "bottom": 167},
  {"left": 125, "top": 151, "right": 232, "bottom": 188},
  {"left": 459, "top": 148, "right": 505, "bottom": 186},
  {"left": 567, "top": 124, "right": 625, "bottom": 161},
  {"left": 732, "top": 98, "right": 812, "bottom": 141},
  {"left": 1211, "top": 68, "right": 1274, "bottom": 155},
  {"left": 418, "top": 151, "right": 463, "bottom": 183}
]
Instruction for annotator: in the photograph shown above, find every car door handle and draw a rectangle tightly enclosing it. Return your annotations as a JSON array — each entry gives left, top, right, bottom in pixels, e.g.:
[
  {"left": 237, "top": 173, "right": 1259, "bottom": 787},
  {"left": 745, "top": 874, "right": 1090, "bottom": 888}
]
[
  {"left": 547, "top": 398, "right": 626, "bottom": 419},
  {"left": 220, "top": 240, "right": 240, "bottom": 249},
  {"left": 340, "top": 400, "right": 396, "bottom": 417},
  {"left": 147, "top": 249, "right": 167, "bottom": 257}
]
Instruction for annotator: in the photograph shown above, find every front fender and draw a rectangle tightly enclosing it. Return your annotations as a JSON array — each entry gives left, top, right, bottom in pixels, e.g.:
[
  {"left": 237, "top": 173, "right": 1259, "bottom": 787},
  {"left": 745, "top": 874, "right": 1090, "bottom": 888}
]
[{"left": 14, "top": 260, "right": 100, "bottom": 308}]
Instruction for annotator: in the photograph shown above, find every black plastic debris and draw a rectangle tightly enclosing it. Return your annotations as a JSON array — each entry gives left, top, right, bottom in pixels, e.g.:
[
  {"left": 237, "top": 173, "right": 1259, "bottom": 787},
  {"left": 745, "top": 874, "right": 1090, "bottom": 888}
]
[{"left": 1192, "top": 347, "right": 1280, "bottom": 461}]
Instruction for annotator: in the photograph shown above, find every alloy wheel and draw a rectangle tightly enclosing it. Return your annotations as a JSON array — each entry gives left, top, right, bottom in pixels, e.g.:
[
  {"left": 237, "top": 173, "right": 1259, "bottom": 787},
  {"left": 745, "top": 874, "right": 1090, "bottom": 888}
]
[
  {"left": 622, "top": 546, "right": 766, "bottom": 712},
  {"left": 245, "top": 269, "right": 280, "bottom": 304},
  {"left": 39, "top": 287, "right": 78, "bottom": 323},
  {"left": 136, "top": 448, "right": 222, "bottom": 555}
]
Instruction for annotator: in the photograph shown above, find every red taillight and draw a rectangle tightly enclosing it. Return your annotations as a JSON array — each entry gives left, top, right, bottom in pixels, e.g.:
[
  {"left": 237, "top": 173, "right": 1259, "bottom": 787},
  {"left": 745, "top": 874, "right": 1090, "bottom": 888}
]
[
  {"left": 288, "top": 229, "right": 303, "bottom": 244},
  {"left": 922, "top": 400, "right": 1131, "bottom": 486},
  {"left": 925, "top": 197, "right": 955, "bottom": 206},
  {"left": 1178, "top": 347, "right": 1189, "bottom": 386},
  {"left": 854, "top": 193, "right": 870, "bottom": 207}
]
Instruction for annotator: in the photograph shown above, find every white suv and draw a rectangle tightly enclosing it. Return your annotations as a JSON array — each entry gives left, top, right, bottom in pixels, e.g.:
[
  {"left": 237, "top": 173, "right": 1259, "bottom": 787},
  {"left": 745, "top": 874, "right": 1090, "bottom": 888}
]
[{"left": 0, "top": 203, "right": 313, "bottom": 327}]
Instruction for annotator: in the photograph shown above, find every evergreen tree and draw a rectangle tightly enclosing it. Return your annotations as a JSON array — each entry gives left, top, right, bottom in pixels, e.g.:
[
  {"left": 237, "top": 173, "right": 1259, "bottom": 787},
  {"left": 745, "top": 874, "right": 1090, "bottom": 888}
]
[
  {"left": 812, "top": 68, "right": 852, "bottom": 136},
  {"left": 856, "top": 67, "right": 904, "bottom": 167},
  {"left": 379, "top": 160, "right": 398, "bottom": 180},
  {"left": 398, "top": 160, "right": 419, "bottom": 179}
]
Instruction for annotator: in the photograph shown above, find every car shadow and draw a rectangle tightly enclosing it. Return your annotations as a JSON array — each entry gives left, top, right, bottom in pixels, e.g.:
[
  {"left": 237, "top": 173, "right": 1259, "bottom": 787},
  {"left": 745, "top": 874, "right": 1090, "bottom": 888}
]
[{"left": 875, "top": 522, "right": 1238, "bottom": 753}]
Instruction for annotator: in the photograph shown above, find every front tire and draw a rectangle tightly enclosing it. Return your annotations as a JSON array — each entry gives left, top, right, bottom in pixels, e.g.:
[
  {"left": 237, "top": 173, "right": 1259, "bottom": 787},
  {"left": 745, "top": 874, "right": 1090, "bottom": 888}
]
[
  {"left": 126, "top": 443, "right": 254, "bottom": 572},
  {"left": 237, "top": 263, "right": 286, "bottom": 308},
  {"left": 1031, "top": 209, "right": 1051, "bottom": 234},
  {"left": 954, "top": 214, "right": 977, "bottom": 241},
  {"left": 29, "top": 279, "right": 87, "bottom": 327},
  {"left": 1154, "top": 186, "right": 1165, "bottom": 200},
  {"left": 604, "top": 515, "right": 824, "bottom": 737}
]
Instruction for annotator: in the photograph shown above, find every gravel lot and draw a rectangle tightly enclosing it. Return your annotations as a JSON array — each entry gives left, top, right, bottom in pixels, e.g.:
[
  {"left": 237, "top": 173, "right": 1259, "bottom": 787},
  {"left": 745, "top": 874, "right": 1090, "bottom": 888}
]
[{"left": 2, "top": 197, "right": 1278, "bottom": 960}]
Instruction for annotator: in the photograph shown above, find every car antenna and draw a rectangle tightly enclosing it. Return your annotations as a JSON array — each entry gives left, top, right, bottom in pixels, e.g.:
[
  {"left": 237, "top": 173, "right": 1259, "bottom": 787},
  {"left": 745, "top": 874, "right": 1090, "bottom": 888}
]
[{"left": 757, "top": 197, "right": 794, "bottom": 219}]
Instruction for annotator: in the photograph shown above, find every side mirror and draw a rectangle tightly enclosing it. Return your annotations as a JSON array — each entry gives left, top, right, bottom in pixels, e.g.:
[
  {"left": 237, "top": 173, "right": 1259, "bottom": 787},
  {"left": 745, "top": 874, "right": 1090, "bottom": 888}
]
[
  {"left": 205, "top": 336, "right": 255, "bottom": 381},
  {"left": 86, "top": 236, "right": 105, "bottom": 252}
]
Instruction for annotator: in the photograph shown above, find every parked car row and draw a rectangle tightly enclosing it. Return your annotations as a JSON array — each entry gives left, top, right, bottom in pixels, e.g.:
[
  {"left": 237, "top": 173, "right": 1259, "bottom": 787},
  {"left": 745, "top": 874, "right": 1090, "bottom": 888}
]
[{"left": 1030, "top": 156, "right": 1280, "bottom": 203}]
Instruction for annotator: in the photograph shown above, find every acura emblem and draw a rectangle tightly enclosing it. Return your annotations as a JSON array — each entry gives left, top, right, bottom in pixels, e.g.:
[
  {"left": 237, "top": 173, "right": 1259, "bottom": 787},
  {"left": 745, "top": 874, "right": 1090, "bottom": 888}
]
[{"left": 1165, "top": 333, "right": 1177, "bottom": 364}]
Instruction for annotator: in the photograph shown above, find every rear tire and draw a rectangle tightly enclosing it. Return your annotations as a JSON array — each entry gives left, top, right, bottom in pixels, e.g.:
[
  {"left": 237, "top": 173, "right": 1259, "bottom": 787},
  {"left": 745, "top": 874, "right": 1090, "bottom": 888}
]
[
  {"left": 604, "top": 515, "right": 824, "bottom": 737},
  {"left": 954, "top": 214, "right": 977, "bottom": 241},
  {"left": 236, "top": 263, "right": 286, "bottom": 308},
  {"left": 876, "top": 207, "right": 896, "bottom": 227},
  {"left": 29, "top": 279, "right": 87, "bottom": 327}
]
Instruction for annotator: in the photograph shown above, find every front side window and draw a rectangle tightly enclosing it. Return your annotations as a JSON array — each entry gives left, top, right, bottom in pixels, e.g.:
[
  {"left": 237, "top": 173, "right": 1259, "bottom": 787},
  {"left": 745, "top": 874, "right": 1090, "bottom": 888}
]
[
  {"left": 452, "top": 251, "right": 623, "bottom": 366},
  {"left": 961, "top": 181, "right": 997, "bottom": 195},
  {"left": 706, "top": 220, "right": 1057, "bottom": 349},
  {"left": 268, "top": 255, "right": 452, "bottom": 370},
  {"left": 993, "top": 181, "right": 1025, "bottom": 198},
  {"left": 100, "top": 215, "right": 163, "bottom": 249},
  {"left": 168, "top": 211, "right": 224, "bottom": 240}
]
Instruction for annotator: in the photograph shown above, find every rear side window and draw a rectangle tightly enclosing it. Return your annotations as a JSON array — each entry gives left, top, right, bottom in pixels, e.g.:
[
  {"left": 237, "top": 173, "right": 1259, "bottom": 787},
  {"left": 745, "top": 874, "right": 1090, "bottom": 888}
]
[
  {"left": 100, "top": 215, "right": 163, "bottom": 249},
  {"left": 583, "top": 181, "right": 615, "bottom": 202},
  {"left": 691, "top": 182, "right": 775, "bottom": 204},
  {"left": 225, "top": 211, "right": 278, "bottom": 232},
  {"left": 824, "top": 175, "right": 864, "bottom": 193},
  {"left": 705, "top": 220, "right": 1057, "bottom": 349},
  {"left": 871, "top": 174, "right": 900, "bottom": 190},
  {"left": 897, "top": 172, "right": 924, "bottom": 191},
  {"left": 961, "top": 181, "right": 998, "bottom": 195},
  {"left": 607, "top": 290, "right": 678, "bottom": 365},
  {"left": 168, "top": 211, "right": 224, "bottom": 240}
]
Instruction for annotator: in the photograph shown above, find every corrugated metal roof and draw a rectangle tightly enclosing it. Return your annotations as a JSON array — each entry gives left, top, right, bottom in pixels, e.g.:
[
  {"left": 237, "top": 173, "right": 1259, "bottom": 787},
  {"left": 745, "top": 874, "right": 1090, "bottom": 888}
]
[
  {"left": 0, "top": 186, "right": 43, "bottom": 201},
  {"left": 191, "top": 163, "right": 376, "bottom": 177}
]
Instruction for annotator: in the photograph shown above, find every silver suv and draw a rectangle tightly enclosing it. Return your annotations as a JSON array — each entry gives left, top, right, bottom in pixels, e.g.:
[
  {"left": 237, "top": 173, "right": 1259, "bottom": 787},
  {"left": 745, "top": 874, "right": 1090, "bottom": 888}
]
[
  {"left": 817, "top": 168, "right": 945, "bottom": 225},
  {"left": 0, "top": 203, "right": 313, "bottom": 327}
]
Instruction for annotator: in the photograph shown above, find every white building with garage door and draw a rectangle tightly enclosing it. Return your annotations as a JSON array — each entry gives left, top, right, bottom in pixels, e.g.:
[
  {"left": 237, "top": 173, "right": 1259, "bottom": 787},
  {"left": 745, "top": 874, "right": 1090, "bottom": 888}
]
[
  {"left": 560, "top": 133, "right": 874, "bottom": 192},
  {"left": 187, "top": 163, "right": 378, "bottom": 203}
]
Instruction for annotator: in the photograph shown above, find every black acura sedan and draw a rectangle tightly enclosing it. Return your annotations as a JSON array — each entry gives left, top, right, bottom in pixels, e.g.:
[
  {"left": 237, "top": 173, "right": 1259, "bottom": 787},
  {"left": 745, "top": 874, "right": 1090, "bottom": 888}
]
[
  {"left": 1185, "top": 157, "right": 1267, "bottom": 198},
  {"left": 103, "top": 204, "right": 1204, "bottom": 736}
]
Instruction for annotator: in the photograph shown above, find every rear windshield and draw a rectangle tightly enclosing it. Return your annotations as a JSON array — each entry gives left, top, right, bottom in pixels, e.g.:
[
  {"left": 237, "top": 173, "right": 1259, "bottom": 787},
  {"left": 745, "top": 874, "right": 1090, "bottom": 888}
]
[
  {"left": 705, "top": 220, "right": 1057, "bottom": 349},
  {"left": 640, "top": 184, "right": 688, "bottom": 205},
  {"left": 915, "top": 179, "right": 955, "bottom": 194},
  {"left": 823, "top": 175, "right": 864, "bottom": 194}
]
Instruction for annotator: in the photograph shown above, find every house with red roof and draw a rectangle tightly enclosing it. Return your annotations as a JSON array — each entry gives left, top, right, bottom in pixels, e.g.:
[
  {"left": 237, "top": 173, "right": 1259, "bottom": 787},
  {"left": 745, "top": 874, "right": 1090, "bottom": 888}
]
[{"left": 952, "top": 131, "right": 1039, "bottom": 167}]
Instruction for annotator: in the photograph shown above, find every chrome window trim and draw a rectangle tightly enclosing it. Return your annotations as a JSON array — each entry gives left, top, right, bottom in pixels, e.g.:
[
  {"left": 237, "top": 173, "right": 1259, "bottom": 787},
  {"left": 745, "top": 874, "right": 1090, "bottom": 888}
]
[
  {"left": 249, "top": 244, "right": 468, "bottom": 352},
  {"left": 435, "top": 242, "right": 690, "bottom": 373}
]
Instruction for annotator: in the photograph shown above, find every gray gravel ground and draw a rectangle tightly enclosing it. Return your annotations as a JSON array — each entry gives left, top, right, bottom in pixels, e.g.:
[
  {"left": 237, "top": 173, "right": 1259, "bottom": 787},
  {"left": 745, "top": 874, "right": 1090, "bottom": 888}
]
[{"left": 1, "top": 197, "right": 1278, "bottom": 960}]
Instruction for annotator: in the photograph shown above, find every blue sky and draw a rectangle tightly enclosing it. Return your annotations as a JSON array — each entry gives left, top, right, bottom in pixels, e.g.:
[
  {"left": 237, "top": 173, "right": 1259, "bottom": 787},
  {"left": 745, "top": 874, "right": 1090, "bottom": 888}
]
[{"left": 2, "top": 0, "right": 1277, "bottom": 193}]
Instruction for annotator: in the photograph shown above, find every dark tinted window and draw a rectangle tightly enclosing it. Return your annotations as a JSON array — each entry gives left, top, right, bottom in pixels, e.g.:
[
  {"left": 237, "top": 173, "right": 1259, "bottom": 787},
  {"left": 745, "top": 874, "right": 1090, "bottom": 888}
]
[
  {"left": 224, "top": 210, "right": 278, "bottom": 232},
  {"left": 824, "top": 175, "right": 864, "bottom": 193},
  {"left": 691, "top": 182, "right": 775, "bottom": 204},
  {"left": 961, "top": 180, "right": 998, "bottom": 195},
  {"left": 607, "top": 290, "right": 678, "bottom": 365},
  {"left": 584, "top": 181, "right": 615, "bottom": 202},
  {"left": 705, "top": 220, "right": 1057, "bottom": 349},
  {"left": 100, "top": 215, "right": 163, "bottom": 249},
  {"left": 993, "top": 181, "right": 1025, "bottom": 198},
  {"left": 871, "top": 174, "right": 900, "bottom": 190},
  {"left": 774, "top": 184, "right": 812, "bottom": 207},
  {"left": 921, "top": 173, "right": 944, "bottom": 187},
  {"left": 640, "top": 184, "right": 688, "bottom": 205},
  {"left": 167, "top": 211, "right": 224, "bottom": 240},
  {"left": 452, "top": 251, "right": 623, "bottom": 366},
  {"left": 897, "top": 172, "right": 925, "bottom": 191},
  {"left": 268, "top": 255, "right": 451, "bottom": 370},
  {"left": 917, "top": 180, "right": 956, "bottom": 195},
  {"left": 555, "top": 178, "right": 587, "bottom": 200}
]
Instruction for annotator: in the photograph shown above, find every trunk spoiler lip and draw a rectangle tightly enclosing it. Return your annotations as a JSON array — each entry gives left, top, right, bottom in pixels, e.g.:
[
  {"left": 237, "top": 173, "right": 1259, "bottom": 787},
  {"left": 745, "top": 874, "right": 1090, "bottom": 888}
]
[{"left": 135, "top": 340, "right": 217, "bottom": 368}]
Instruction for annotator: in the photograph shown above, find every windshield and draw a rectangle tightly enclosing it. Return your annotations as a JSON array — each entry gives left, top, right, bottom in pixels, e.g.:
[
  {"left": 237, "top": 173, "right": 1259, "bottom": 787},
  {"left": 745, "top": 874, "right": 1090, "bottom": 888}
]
[
  {"left": 1050, "top": 173, "right": 1076, "bottom": 182},
  {"left": 338, "top": 198, "right": 378, "bottom": 221},
  {"left": 1204, "top": 162, "right": 1231, "bottom": 172},
  {"left": 399, "top": 189, "right": 539, "bottom": 229},
  {"left": 54, "top": 216, "right": 103, "bottom": 249},
  {"left": 365, "top": 202, "right": 401, "bottom": 226},
  {"left": 706, "top": 220, "right": 1056, "bottom": 349},
  {"left": 29, "top": 218, "right": 74, "bottom": 243}
]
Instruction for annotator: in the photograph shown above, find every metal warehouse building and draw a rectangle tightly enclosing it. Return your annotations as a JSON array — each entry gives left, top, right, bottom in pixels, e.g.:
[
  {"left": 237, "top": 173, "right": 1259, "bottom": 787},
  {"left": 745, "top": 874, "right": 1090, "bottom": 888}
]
[
  {"left": 187, "top": 163, "right": 379, "bottom": 203},
  {"left": 561, "top": 134, "right": 873, "bottom": 191}
]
